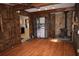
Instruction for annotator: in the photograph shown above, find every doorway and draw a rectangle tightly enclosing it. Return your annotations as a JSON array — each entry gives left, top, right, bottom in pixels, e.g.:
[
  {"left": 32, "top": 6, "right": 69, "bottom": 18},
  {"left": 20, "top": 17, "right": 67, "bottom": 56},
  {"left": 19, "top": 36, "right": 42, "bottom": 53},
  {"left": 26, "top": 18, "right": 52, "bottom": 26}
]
[
  {"left": 36, "top": 17, "right": 47, "bottom": 38},
  {"left": 20, "top": 15, "right": 30, "bottom": 42}
]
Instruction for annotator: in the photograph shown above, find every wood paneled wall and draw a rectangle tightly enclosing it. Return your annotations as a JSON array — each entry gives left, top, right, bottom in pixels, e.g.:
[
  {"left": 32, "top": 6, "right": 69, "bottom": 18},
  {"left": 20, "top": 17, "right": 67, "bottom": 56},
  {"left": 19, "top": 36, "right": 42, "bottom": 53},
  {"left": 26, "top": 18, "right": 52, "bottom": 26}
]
[
  {"left": 72, "top": 3, "right": 79, "bottom": 55},
  {"left": 50, "top": 14, "right": 55, "bottom": 38},
  {"left": 29, "top": 14, "right": 34, "bottom": 39},
  {"left": 0, "top": 5, "right": 21, "bottom": 52}
]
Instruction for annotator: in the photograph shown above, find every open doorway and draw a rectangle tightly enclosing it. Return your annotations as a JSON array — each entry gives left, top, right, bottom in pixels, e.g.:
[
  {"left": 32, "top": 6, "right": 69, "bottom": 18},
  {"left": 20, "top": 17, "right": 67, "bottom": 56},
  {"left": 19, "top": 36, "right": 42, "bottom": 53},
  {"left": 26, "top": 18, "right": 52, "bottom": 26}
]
[
  {"left": 20, "top": 15, "right": 30, "bottom": 42},
  {"left": 36, "top": 17, "right": 47, "bottom": 38}
]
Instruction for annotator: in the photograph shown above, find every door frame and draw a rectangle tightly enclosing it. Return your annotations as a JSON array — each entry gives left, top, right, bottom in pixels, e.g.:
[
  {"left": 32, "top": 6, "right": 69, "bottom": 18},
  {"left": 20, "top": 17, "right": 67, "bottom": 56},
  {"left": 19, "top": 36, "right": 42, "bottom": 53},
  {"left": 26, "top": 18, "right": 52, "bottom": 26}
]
[{"left": 36, "top": 16, "right": 48, "bottom": 39}]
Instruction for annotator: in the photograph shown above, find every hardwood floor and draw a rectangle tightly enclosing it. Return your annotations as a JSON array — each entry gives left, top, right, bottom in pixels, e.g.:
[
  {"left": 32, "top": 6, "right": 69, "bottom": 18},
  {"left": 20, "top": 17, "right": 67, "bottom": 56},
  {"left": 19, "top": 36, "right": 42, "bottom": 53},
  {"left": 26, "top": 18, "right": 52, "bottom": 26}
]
[{"left": 0, "top": 39, "right": 76, "bottom": 56}]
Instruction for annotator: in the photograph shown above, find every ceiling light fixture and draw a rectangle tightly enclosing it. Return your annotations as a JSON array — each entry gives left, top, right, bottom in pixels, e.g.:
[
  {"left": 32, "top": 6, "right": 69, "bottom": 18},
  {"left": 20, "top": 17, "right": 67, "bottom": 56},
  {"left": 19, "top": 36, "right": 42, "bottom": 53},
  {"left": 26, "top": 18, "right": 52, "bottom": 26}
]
[
  {"left": 16, "top": 10, "right": 20, "bottom": 14},
  {"left": 38, "top": 8, "right": 41, "bottom": 11},
  {"left": 45, "top": 8, "right": 48, "bottom": 10},
  {"left": 52, "top": 7, "right": 55, "bottom": 9}
]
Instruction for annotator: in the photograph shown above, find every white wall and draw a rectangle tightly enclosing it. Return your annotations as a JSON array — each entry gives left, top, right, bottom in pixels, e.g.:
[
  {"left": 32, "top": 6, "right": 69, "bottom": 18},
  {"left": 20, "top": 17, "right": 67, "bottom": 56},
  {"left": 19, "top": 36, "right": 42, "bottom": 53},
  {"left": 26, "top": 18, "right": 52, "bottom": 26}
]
[{"left": 20, "top": 15, "right": 30, "bottom": 42}]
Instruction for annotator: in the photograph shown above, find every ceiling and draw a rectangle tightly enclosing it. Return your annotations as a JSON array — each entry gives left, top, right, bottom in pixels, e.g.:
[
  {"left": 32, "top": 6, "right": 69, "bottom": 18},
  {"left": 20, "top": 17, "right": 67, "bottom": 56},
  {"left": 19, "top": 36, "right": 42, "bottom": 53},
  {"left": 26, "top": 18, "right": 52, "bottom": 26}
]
[
  {"left": 25, "top": 3, "right": 75, "bottom": 12},
  {"left": 3, "top": 3, "right": 55, "bottom": 8},
  {"left": 1, "top": 3, "right": 75, "bottom": 12},
  {"left": 2, "top": 3, "right": 58, "bottom": 10}
]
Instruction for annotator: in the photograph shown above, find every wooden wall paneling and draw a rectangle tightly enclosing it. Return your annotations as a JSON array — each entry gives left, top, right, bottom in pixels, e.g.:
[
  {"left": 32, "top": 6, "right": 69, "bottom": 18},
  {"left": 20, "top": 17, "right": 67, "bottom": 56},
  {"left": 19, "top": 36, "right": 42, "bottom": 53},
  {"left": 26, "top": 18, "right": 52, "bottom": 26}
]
[
  {"left": 46, "top": 14, "right": 50, "bottom": 38},
  {"left": 12, "top": 8, "right": 21, "bottom": 45},
  {"left": 32, "top": 14, "right": 37, "bottom": 38},
  {"left": 32, "top": 15, "right": 35, "bottom": 38},
  {"left": 49, "top": 14, "right": 51, "bottom": 38},
  {"left": 72, "top": 3, "right": 79, "bottom": 55},
  {"left": 0, "top": 14, "right": 5, "bottom": 51},
  {"left": 45, "top": 15, "right": 48, "bottom": 38},
  {"left": 50, "top": 13, "right": 55, "bottom": 38},
  {"left": 67, "top": 11, "right": 73, "bottom": 40},
  {"left": 0, "top": 5, "right": 21, "bottom": 52},
  {"left": 74, "top": 4, "right": 79, "bottom": 47},
  {"left": 64, "top": 11, "right": 68, "bottom": 37},
  {"left": 34, "top": 14, "right": 40, "bottom": 38},
  {"left": 29, "top": 14, "right": 33, "bottom": 39},
  {"left": 1, "top": 7, "right": 12, "bottom": 50}
]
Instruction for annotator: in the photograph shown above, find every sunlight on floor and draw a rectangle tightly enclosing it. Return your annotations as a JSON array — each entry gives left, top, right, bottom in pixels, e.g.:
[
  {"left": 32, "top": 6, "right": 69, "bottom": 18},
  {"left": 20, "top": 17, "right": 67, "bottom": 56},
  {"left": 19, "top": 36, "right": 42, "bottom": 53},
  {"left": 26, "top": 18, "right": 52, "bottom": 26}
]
[{"left": 50, "top": 39, "right": 60, "bottom": 42}]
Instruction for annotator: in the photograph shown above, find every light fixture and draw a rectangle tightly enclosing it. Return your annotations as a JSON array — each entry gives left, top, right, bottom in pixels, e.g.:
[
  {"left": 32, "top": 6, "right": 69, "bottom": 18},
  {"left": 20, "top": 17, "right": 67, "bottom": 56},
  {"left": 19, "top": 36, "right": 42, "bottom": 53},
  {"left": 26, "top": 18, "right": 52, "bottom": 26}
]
[
  {"left": 26, "top": 16, "right": 29, "bottom": 19},
  {"left": 52, "top": 7, "right": 55, "bottom": 9},
  {"left": 45, "top": 8, "right": 48, "bottom": 10},
  {"left": 78, "top": 30, "right": 79, "bottom": 34},
  {"left": 16, "top": 10, "right": 20, "bottom": 13},
  {"left": 38, "top": 8, "right": 41, "bottom": 11}
]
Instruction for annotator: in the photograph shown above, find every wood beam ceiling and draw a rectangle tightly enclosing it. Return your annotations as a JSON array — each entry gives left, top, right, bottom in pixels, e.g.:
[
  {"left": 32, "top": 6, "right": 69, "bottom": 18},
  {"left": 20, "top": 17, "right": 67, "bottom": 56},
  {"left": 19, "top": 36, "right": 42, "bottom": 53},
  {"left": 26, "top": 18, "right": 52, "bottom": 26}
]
[
  {"left": 19, "top": 10, "right": 32, "bottom": 16},
  {"left": 2, "top": 3, "right": 51, "bottom": 11},
  {"left": 12, "top": 4, "right": 32, "bottom": 11},
  {"left": 32, "top": 7, "right": 75, "bottom": 15},
  {"left": 30, "top": 3, "right": 54, "bottom": 7},
  {"left": 0, "top": 3, "right": 75, "bottom": 15},
  {"left": 0, "top": 4, "right": 31, "bottom": 16}
]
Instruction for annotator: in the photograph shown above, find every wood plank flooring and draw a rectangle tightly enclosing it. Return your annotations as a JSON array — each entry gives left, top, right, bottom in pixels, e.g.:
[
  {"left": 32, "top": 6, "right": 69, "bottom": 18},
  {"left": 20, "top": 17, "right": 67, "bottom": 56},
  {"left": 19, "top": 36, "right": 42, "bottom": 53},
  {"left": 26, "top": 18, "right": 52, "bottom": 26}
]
[{"left": 0, "top": 39, "right": 76, "bottom": 56}]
